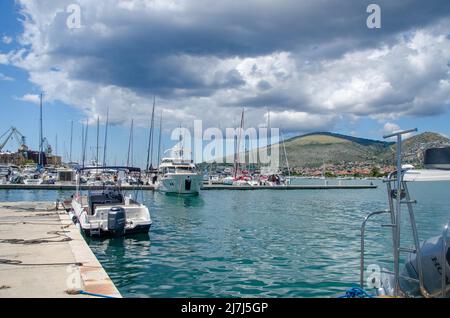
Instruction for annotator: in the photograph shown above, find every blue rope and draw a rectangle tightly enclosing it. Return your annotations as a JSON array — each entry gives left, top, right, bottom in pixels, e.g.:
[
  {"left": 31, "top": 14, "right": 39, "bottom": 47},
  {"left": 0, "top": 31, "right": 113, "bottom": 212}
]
[
  {"left": 338, "top": 286, "right": 374, "bottom": 298},
  {"left": 79, "top": 290, "right": 118, "bottom": 299}
]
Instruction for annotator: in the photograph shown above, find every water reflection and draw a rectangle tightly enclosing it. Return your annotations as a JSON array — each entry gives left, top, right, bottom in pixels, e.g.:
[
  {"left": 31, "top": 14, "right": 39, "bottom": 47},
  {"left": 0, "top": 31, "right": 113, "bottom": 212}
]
[{"left": 0, "top": 180, "right": 448, "bottom": 297}]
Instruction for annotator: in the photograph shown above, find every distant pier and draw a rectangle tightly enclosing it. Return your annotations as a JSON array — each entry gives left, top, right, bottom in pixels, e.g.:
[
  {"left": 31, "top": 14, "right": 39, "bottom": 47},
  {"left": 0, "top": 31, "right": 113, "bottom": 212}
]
[
  {"left": 0, "top": 183, "right": 377, "bottom": 191},
  {"left": 201, "top": 184, "right": 377, "bottom": 190}
]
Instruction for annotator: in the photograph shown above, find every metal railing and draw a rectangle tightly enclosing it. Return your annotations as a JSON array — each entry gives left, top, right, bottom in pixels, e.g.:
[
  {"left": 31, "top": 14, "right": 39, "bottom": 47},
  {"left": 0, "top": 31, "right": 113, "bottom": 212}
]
[
  {"left": 360, "top": 210, "right": 389, "bottom": 288},
  {"left": 443, "top": 222, "right": 449, "bottom": 297}
]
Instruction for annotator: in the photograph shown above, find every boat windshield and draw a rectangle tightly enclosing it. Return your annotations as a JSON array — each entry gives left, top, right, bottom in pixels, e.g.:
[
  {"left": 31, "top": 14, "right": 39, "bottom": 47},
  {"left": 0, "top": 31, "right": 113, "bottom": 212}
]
[
  {"left": 176, "top": 167, "right": 194, "bottom": 172},
  {"left": 163, "top": 167, "right": 176, "bottom": 174}
]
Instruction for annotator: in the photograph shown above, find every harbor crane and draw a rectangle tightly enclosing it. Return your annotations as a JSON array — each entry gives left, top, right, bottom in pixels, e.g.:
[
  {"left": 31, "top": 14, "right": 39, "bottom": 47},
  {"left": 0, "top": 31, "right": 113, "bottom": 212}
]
[
  {"left": 42, "top": 137, "right": 52, "bottom": 155},
  {"left": 0, "top": 127, "right": 28, "bottom": 152}
]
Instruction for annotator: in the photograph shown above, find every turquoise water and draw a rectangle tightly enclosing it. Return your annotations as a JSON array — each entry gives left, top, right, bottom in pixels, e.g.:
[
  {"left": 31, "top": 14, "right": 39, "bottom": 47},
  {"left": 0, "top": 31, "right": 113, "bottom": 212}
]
[{"left": 0, "top": 179, "right": 448, "bottom": 297}]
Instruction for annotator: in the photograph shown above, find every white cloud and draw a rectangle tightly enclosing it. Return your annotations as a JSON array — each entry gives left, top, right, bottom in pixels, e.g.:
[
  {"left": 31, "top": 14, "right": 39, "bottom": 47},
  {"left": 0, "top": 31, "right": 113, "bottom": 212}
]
[
  {"left": 0, "top": 53, "right": 8, "bottom": 64},
  {"left": 0, "top": 73, "right": 13, "bottom": 81},
  {"left": 2, "top": 36, "right": 13, "bottom": 44},
  {"left": 382, "top": 122, "right": 401, "bottom": 136},
  {"left": 16, "top": 94, "right": 41, "bottom": 104},
  {"left": 2, "top": 0, "right": 450, "bottom": 133},
  {"left": 382, "top": 122, "right": 415, "bottom": 140}
]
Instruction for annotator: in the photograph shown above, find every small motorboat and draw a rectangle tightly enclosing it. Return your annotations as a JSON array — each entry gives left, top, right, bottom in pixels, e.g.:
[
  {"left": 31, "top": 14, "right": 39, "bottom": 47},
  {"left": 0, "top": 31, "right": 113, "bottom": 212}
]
[{"left": 70, "top": 166, "right": 152, "bottom": 237}]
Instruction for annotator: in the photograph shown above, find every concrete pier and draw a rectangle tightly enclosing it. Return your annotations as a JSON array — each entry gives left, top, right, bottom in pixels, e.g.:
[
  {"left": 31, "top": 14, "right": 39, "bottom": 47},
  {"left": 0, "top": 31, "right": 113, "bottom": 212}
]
[{"left": 0, "top": 202, "right": 121, "bottom": 298}]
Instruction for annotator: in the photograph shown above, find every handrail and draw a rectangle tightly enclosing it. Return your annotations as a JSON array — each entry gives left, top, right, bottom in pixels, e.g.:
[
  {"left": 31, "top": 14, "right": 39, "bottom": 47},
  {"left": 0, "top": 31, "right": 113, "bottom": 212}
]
[
  {"left": 443, "top": 222, "right": 449, "bottom": 297},
  {"left": 360, "top": 210, "right": 390, "bottom": 288}
]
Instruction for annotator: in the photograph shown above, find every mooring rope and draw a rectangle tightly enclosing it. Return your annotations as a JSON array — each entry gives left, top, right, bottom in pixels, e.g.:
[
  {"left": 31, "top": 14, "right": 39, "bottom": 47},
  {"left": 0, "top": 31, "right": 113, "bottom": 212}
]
[
  {"left": 338, "top": 286, "right": 374, "bottom": 298},
  {"left": 0, "top": 259, "right": 83, "bottom": 266},
  {"left": 0, "top": 230, "right": 72, "bottom": 245}
]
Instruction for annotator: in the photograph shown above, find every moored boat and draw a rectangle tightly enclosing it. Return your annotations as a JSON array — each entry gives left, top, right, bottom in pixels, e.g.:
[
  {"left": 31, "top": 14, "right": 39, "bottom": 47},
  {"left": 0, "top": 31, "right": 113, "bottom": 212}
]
[
  {"left": 70, "top": 166, "right": 152, "bottom": 237},
  {"left": 155, "top": 148, "right": 202, "bottom": 195}
]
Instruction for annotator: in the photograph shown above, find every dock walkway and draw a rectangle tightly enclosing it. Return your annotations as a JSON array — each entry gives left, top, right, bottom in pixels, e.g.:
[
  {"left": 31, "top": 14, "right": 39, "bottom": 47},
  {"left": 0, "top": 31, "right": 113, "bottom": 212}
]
[{"left": 0, "top": 202, "right": 121, "bottom": 298}]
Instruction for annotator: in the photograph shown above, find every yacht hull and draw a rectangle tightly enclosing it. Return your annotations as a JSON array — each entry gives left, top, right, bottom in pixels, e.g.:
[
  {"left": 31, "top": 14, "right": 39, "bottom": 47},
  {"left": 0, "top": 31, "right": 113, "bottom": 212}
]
[{"left": 156, "top": 173, "right": 202, "bottom": 195}]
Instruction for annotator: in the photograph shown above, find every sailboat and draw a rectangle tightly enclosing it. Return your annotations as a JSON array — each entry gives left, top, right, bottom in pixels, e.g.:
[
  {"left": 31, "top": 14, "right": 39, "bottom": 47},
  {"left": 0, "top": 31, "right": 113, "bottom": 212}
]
[{"left": 258, "top": 111, "right": 291, "bottom": 186}]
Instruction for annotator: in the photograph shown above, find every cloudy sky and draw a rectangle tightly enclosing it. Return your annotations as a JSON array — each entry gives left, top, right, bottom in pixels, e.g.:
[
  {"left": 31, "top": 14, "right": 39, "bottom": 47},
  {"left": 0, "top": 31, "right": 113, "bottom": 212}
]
[{"left": 0, "top": 0, "right": 449, "bottom": 165}]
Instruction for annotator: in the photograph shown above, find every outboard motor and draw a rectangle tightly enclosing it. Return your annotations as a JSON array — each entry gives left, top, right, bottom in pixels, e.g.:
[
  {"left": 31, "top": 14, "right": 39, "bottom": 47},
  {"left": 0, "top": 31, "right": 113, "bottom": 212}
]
[
  {"left": 108, "top": 207, "right": 126, "bottom": 237},
  {"left": 401, "top": 235, "right": 450, "bottom": 297}
]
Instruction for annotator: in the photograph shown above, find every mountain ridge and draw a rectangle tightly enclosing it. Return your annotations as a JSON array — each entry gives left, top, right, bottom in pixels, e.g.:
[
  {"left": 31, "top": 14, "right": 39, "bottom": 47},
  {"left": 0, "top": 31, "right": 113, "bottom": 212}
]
[{"left": 212, "top": 131, "right": 450, "bottom": 169}]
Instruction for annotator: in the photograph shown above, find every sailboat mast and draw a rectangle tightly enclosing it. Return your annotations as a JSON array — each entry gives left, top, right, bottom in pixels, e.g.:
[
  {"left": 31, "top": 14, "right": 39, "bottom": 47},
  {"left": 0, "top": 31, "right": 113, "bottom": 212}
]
[
  {"left": 281, "top": 131, "right": 290, "bottom": 176},
  {"left": 102, "top": 108, "right": 109, "bottom": 167},
  {"left": 234, "top": 108, "right": 245, "bottom": 179},
  {"left": 157, "top": 111, "right": 163, "bottom": 166},
  {"left": 69, "top": 120, "right": 73, "bottom": 163},
  {"left": 267, "top": 109, "right": 271, "bottom": 165},
  {"left": 150, "top": 97, "right": 156, "bottom": 168},
  {"left": 127, "top": 119, "right": 134, "bottom": 167},
  {"left": 81, "top": 123, "right": 85, "bottom": 168},
  {"left": 96, "top": 116, "right": 99, "bottom": 165},
  {"left": 39, "top": 92, "right": 43, "bottom": 167},
  {"left": 146, "top": 97, "right": 156, "bottom": 171},
  {"left": 82, "top": 119, "right": 88, "bottom": 168}
]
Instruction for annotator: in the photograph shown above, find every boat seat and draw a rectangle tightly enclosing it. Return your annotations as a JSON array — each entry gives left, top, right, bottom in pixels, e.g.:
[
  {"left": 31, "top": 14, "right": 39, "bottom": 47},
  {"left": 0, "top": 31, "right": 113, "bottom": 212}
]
[{"left": 87, "top": 190, "right": 123, "bottom": 215}]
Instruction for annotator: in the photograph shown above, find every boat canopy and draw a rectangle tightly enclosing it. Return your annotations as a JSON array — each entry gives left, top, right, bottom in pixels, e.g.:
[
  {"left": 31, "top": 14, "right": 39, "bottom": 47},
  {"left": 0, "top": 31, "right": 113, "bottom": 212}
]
[{"left": 403, "top": 169, "right": 450, "bottom": 182}]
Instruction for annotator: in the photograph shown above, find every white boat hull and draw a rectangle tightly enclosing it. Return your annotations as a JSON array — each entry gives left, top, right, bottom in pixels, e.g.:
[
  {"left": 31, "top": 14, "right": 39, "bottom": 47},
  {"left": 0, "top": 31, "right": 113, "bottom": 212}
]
[
  {"left": 156, "top": 173, "right": 202, "bottom": 195},
  {"left": 23, "top": 179, "right": 43, "bottom": 185},
  {"left": 70, "top": 197, "right": 152, "bottom": 236}
]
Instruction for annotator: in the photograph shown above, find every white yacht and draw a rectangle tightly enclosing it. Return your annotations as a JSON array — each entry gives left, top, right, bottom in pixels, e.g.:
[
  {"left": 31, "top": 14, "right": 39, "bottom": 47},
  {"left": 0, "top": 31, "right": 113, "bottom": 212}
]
[
  {"left": 70, "top": 167, "right": 152, "bottom": 237},
  {"left": 155, "top": 148, "right": 202, "bottom": 195}
]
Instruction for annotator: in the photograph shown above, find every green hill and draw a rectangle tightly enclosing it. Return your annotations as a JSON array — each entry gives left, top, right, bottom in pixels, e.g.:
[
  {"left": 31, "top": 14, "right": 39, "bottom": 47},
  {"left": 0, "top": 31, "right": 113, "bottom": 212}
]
[
  {"left": 282, "top": 132, "right": 393, "bottom": 168},
  {"left": 214, "top": 131, "right": 450, "bottom": 169}
]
